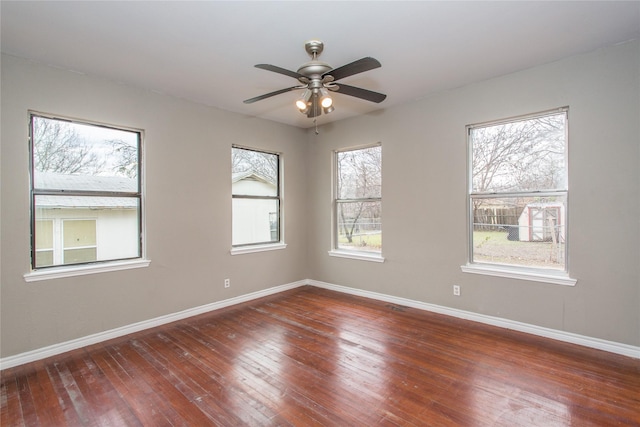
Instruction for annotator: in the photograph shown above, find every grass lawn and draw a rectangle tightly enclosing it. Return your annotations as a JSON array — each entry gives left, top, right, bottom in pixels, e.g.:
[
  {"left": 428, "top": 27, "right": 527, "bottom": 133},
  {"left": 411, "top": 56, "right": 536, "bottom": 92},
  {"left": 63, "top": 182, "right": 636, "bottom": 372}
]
[
  {"left": 338, "top": 232, "right": 382, "bottom": 251},
  {"left": 473, "top": 230, "right": 564, "bottom": 269}
]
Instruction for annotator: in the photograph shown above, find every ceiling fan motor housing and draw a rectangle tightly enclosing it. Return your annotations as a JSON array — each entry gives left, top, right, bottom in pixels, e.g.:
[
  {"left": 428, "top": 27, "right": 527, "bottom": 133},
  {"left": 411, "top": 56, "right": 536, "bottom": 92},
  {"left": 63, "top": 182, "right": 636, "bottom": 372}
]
[{"left": 297, "top": 61, "right": 332, "bottom": 80}]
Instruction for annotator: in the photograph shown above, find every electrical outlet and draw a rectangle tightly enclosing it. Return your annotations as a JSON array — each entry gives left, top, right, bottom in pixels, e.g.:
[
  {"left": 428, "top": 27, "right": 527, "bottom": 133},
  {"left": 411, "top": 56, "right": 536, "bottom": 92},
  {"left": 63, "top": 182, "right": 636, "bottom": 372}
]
[
  {"left": 224, "top": 278, "right": 230, "bottom": 288},
  {"left": 453, "top": 285, "right": 461, "bottom": 296}
]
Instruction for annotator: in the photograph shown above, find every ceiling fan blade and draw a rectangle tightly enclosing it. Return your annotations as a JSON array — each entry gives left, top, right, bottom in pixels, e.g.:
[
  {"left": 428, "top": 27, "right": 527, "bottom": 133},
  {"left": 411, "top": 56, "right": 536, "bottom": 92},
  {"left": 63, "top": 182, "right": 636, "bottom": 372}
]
[
  {"left": 323, "top": 57, "right": 381, "bottom": 81},
  {"left": 243, "top": 86, "right": 301, "bottom": 104},
  {"left": 333, "top": 83, "right": 387, "bottom": 103},
  {"left": 255, "top": 64, "right": 306, "bottom": 80}
]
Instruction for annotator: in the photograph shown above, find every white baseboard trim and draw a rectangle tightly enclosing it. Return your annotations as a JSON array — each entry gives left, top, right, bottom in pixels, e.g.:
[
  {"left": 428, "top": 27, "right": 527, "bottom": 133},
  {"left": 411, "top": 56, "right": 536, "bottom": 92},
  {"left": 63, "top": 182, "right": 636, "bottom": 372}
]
[
  {"left": 0, "top": 280, "right": 306, "bottom": 370},
  {"left": 307, "top": 279, "right": 640, "bottom": 359},
  {"left": 2, "top": 278, "right": 637, "bottom": 370}
]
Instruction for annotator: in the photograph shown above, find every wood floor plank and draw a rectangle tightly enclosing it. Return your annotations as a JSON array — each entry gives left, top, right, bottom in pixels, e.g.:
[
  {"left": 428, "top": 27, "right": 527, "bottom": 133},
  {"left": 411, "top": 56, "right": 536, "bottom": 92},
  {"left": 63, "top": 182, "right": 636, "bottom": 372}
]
[
  {"left": 24, "top": 361, "right": 68, "bottom": 426},
  {"left": 1, "top": 369, "right": 25, "bottom": 427},
  {"left": 2, "top": 286, "right": 639, "bottom": 426},
  {"left": 42, "top": 359, "right": 86, "bottom": 426},
  {"left": 14, "top": 365, "right": 42, "bottom": 427}
]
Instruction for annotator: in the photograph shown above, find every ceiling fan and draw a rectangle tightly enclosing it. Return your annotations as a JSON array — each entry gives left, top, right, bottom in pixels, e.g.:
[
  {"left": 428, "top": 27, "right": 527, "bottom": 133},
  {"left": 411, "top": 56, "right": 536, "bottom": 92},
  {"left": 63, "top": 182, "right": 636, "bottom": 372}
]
[{"left": 243, "top": 40, "right": 386, "bottom": 118}]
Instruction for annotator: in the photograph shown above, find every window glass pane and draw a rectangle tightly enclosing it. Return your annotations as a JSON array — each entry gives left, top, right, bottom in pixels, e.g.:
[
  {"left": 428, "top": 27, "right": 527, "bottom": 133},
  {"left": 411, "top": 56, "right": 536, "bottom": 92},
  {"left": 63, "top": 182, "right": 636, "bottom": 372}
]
[
  {"left": 34, "top": 220, "right": 54, "bottom": 267},
  {"left": 471, "top": 195, "right": 566, "bottom": 270},
  {"left": 64, "top": 248, "right": 97, "bottom": 264},
  {"left": 35, "top": 195, "right": 140, "bottom": 266},
  {"left": 35, "top": 251, "right": 53, "bottom": 268},
  {"left": 337, "top": 201, "right": 382, "bottom": 252},
  {"left": 471, "top": 113, "right": 566, "bottom": 194},
  {"left": 63, "top": 219, "right": 96, "bottom": 248},
  {"left": 337, "top": 146, "right": 382, "bottom": 200},
  {"left": 32, "top": 116, "right": 139, "bottom": 191},
  {"left": 232, "top": 147, "right": 278, "bottom": 197},
  {"left": 232, "top": 199, "right": 279, "bottom": 246},
  {"left": 35, "top": 220, "right": 53, "bottom": 250},
  {"left": 62, "top": 219, "right": 97, "bottom": 264}
]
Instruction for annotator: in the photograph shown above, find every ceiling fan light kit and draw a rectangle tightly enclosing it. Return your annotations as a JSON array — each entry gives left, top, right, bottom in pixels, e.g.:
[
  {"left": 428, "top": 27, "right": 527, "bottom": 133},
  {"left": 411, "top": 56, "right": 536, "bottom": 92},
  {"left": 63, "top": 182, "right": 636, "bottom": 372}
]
[{"left": 244, "top": 40, "right": 386, "bottom": 120}]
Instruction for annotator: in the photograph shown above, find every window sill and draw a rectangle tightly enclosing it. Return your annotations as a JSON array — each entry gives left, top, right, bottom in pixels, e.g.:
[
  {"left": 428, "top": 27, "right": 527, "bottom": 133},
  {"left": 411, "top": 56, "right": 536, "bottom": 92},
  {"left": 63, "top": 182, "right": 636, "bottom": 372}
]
[
  {"left": 461, "top": 263, "right": 576, "bottom": 286},
  {"left": 328, "top": 250, "right": 385, "bottom": 263},
  {"left": 231, "top": 242, "right": 287, "bottom": 255},
  {"left": 24, "top": 259, "right": 151, "bottom": 282}
]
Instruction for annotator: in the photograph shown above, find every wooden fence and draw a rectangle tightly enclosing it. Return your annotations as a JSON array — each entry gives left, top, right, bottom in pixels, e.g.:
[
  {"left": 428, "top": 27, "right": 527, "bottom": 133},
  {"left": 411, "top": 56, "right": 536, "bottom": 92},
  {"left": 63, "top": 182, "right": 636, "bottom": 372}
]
[{"left": 473, "top": 207, "right": 521, "bottom": 231}]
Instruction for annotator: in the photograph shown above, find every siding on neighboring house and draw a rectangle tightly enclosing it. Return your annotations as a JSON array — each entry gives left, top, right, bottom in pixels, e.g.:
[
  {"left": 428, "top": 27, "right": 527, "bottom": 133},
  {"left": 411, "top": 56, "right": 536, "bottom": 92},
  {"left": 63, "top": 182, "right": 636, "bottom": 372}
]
[{"left": 232, "top": 172, "right": 278, "bottom": 245}]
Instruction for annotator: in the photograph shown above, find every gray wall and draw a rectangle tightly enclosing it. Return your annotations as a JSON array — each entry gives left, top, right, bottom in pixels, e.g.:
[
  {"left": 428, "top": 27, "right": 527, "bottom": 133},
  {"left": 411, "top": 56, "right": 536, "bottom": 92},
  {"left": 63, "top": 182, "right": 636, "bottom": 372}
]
[
  {"left": 307, "top": 40, "right": 640, "bottom": 347},
  {"left": 1, "top": 40, "right": 638, "bottom": 359},
  {"left": 1, "top": 54, "right": 309, "bottom": 357}
]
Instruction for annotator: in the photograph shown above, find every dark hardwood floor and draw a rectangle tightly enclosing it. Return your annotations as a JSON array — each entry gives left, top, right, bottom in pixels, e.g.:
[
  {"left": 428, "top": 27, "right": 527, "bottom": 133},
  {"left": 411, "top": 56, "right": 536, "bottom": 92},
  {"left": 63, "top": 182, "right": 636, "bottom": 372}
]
[{"left": 2, "top": 286, "right": 639, "bottom": 426}]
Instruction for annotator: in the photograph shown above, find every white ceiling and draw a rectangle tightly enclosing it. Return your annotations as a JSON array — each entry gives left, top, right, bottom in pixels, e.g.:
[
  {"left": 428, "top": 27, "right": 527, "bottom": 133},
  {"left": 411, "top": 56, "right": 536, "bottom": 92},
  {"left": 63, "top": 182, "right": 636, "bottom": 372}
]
[{"left": 2, "top": 1, "right": 639, "bottom": 129}]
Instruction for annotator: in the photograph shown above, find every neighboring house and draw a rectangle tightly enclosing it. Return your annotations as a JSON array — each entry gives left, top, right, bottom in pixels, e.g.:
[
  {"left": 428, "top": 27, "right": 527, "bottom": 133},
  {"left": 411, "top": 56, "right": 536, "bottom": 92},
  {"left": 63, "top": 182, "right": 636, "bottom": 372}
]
[
  {"left": 232, "top": 171, "right": 278, "bottom": 246},
  {"left": 34, "top": 172, "right": 139, "bottom": 267}
]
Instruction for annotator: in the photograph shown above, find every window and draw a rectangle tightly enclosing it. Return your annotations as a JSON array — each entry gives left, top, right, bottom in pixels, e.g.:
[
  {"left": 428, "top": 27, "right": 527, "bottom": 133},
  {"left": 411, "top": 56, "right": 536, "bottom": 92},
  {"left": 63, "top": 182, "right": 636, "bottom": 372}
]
[
  {"left": 63, "top": 219, "right": 97, "bottom": 264},
  {"left": 467, "top": 108, "right": 568, "bottom": 276},
  {"left": 333, "top": 144, "right": 382, "bottom": 259},
  {"left": 30, "top": 113, "right": 142, "bottom": 270},
  {"left": 232, "top": 146, "right": 281, "bottom": 248}
]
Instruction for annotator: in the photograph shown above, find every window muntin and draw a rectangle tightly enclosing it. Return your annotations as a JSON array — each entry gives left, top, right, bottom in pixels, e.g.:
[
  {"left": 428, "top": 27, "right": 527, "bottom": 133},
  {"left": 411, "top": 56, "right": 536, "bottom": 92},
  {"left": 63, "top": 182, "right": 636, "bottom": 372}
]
[
  {"left": 30, "top": 114, "right": 142, "bottom": 269},
  {"left": 468, "top": 109, "right": 568, "bottom": 272},
  {"left": 232, "top": 146, "right": 281, "bottom": 247},
  {"left": 335, "top": 144, "right": 382, "bottom": 254}
]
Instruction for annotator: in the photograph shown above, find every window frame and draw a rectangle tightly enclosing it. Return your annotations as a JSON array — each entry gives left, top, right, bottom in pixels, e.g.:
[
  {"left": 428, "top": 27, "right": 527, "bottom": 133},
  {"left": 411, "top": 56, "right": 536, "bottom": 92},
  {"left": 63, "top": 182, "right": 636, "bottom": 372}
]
[
  {"left": 329, "top": 143, "right": 384, "bottom": 263},
  {"left": 25, "top": 112, "right": 148, "bottom": 280},
  {"left": 463, "top": 107, "right": 575, "bottom": 285},
  {"left": 230, "top": 145, "right": 286, "bottom": 255}
]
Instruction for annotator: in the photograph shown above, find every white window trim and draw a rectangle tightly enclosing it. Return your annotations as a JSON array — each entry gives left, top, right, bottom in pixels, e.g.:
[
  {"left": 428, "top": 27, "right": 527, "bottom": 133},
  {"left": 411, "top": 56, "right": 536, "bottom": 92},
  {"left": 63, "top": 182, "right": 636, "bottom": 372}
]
[
  {"left": 461, "top": 263, "right": 576, "bottom": 286},
  {"left": 24, "top": 259, "right": 151, "bottom": 282},
  {"left": 328, "top": 249, "right": 385, "bottom": 263},
  {"left": 230, "top": 242, "right": 287, "bottom": 255}
]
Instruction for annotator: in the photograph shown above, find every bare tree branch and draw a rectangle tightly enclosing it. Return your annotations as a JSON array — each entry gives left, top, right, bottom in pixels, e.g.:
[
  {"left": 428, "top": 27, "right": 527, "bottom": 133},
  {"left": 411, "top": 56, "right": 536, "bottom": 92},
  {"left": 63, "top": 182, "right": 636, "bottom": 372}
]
[
  {"left": 32, "top": 117, "right": 105, "bottom": 174},
  {"left": 232, "top": 147, "right": 278, "bottom": 183}
]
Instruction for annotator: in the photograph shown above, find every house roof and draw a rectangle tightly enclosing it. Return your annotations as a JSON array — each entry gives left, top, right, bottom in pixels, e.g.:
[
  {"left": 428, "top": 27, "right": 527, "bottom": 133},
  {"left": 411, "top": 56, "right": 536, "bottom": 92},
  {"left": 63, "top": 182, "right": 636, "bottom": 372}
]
[
  {"left": 35, "top": 172, "right": 138, "bottom": 192},
  {"left": 36, "top": 195, "right": 138, "bottom": 209},
  {"left": 34, "top": 172, "right": 138, "bottom": 209},
  {"left": 232, "top": 171, "right": 275, "bottom": 186}
]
